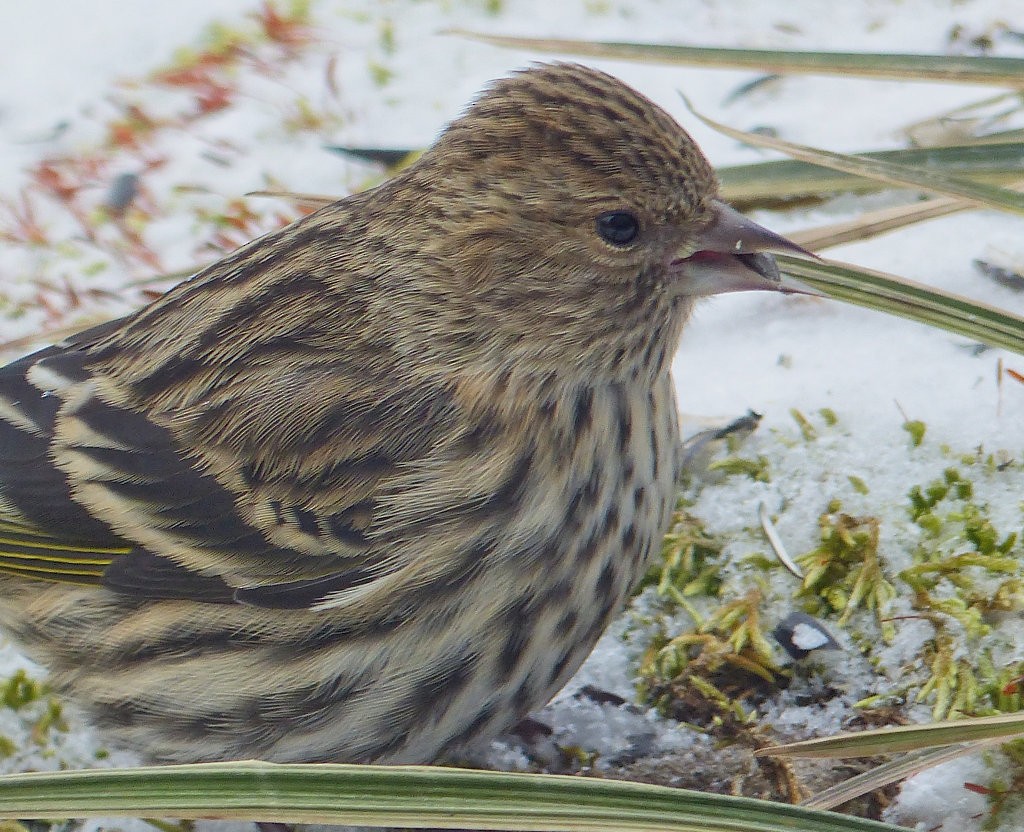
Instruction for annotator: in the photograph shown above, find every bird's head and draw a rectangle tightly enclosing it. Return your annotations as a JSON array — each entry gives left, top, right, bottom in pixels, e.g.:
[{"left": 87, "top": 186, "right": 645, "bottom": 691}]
[{"left": 362, "top": 63, "right": 811, "bottom": 382}]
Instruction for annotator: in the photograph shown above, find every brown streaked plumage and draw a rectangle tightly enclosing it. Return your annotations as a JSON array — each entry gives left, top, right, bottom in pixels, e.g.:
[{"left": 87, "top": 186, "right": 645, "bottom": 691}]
[{"left": 0, "top": 63, "right": 807, "bottom": 764}]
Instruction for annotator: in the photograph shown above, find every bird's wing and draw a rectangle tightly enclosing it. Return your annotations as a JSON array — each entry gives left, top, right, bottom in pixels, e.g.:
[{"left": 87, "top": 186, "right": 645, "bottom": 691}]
[{"left": 0, "top": 322, "right": 482, "bottom": 610}]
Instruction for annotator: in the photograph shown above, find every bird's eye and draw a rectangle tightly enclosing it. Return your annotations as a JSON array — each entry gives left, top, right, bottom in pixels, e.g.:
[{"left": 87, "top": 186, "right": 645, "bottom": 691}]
[{"left": 595, "top": 211, "right": 640, "bottom": 247}]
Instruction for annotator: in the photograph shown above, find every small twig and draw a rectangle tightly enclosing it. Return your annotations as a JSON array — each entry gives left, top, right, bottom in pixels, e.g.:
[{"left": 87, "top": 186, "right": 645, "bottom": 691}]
[{"left": 759, "top": 503, "right": 804, "bottom": 579}]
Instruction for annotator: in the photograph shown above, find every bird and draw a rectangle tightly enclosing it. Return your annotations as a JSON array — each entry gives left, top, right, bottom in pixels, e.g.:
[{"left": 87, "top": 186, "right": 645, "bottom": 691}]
[{"left": 0, "top": 62, "right": 808, "bottom": 765}]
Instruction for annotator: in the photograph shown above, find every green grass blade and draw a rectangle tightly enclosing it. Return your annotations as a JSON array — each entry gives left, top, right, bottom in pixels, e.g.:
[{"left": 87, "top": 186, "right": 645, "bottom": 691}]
[
  {"left": 717, "top": 142, "right": 1024, "bottom": 205},
  {"left": 778, "top": 254, "right": 1024, "bottom": 355},
  {"left": 0, "top": 762, "right": 907, "bottom": 832},
  {"left": 686, "top": 102, "right": 1024, "bottom": 214},
  {"left": 448, "top": 32, "right": 1024, "bottom": 87},
  {"left": 786, "top": 257, "right": 1022, "bottom": 343},
  {"left": 760, "top": 713, "right": 1024, "bottom": 758}
]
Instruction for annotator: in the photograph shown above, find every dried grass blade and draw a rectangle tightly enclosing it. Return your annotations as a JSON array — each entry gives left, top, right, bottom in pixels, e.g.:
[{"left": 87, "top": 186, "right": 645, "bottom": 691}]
[
  {"left": 801, "top": 741, "right": 1000, "bottom": 811},
  {"left": 686, "top": 100, "right": 1024, "bottom": 215},
  {"left": 758, "top": 712, "right": 1024, "bottom": 758},
  {"left": 447, "top": 33, "right": 1024, "bottom": 87}
]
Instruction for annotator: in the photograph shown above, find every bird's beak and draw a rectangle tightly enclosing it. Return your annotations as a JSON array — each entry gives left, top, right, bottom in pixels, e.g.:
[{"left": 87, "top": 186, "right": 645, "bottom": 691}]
[{"left": 671, "top": 200, "right": 817, "bottom": 297}]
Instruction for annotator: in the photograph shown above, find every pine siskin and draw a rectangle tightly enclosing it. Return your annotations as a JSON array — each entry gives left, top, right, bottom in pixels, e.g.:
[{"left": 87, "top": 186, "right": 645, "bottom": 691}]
[{"left": 0, "top": 63, "right": 807, "bottom": 764}]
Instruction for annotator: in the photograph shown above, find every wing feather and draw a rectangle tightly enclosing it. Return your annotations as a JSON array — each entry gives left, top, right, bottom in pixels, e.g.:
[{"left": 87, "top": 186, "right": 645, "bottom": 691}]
[
  {"left": 0, "top": 327, "right": 467, "bottom": 610},
  {"left": 0, "top": 210, "right": 525, "bottom": 612}
]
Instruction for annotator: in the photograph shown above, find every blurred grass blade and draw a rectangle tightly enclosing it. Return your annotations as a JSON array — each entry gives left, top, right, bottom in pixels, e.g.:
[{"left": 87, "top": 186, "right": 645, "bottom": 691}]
[
  {"left": 717, "top": 141, "right": 1024, "bottom": 206},
  {"left": 281, "top": 143, "right": 1024, "bottom": 210},
  {"left": 325, "top": 145, "right": 421, "bottom": 170},
  {"left": 0, "top": 761, "right": 907, "bottom": 832},
  {"left": 901, "top": 90, "right": 1024, "bottom": 146},
  {"left": 778, "top": 254, "right": 1024, "bottom": 355},
  {"left": 788, "top": 196, "right": 970, "bottom": 251},
  {"left": 802, "top": 741, "right": 1000, "bottom": 810},
  {"left": 324, "top": 145, "right": 418, "bottom": 167},
  {"left": 247, "top": 189, "right": 336, "bottom": 210},
  {"left": 966, "top": 127, "right": 1024, "bottom": 144},
  {"left": 686, "top": 102, "right": 1024, "bottom": 214},
  {"left": 449, "top": 32, "right": 1024, "bottom": 87},
  {"left": 788, "top": 176, "right": 1024, "bottom": 250},
  {"left": 759, "top": 713, "right": 1024, "bottom": 758}
]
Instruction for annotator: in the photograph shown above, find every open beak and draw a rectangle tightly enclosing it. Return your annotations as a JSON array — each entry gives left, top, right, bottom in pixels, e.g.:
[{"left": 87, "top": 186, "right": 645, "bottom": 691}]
[{"left": 672, "top": 200, "right": 817, "bottom": 297}]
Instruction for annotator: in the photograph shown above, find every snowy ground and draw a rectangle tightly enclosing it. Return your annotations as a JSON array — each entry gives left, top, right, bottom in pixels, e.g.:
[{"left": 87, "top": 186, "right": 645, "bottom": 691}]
[{"left": 2, "top": 1, "right": 1024, "bottom": 830}]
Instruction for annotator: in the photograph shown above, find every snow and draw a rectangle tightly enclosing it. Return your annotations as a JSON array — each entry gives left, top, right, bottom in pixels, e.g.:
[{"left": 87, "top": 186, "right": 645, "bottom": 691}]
[
  {"left": 892, "top": 754, "right": 993, "bottom": 831},
  {"left": 1, "top": 0, "right": 1024, "bottom": 830}
]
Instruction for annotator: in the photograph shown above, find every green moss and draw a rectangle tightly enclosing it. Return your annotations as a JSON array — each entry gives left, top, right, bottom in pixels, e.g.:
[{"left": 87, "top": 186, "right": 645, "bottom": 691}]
[
  {"left": 1002, "top": 738, "right": 1024, "bottom": 766},
  {"left": 368, "top": 61, "right": 394, "bottom": 87},
  {"left": 1, "top": 670, "right": 46, "bottom": 711},
  {"left": 707, "top": 454, "right": 771, "bottom": 482},
  {"left": 32, "top": 698, "right": 67, "bottom": 744},
  {"left": 742, "top": 553, "right": 781, "bottom": 571},
  {"left": 641, "top": 502, "right": 724, "bottom": 601},
  {"left": 902, "top": 419, "right": 927, "bottom": 447},
  {"left": 981, "top": 661, "right": 1024, "bottom": 713},
  {"left": 796, "top": 510, "right": 896, "bottom": 640},
  {"left": 916, "top": 512, "right": 943, "bottom": 535},
  {"left": 282, "top": 97, "right": 338, "bottom": 133},
  {"left": 819, "top": 407, "right": 839, "bottom": 426},
  {"left": 790, "top": 408, "right": 817, "bottom": 441},
  {"left": 904, "top": 467, "right": 1023, "bottom": 622},
  {"left": 378, "top": 17, "right": 396, "bottom": 53},
  {"left": 637, "top": 590, "right": 784, "bottom": 729},
  {"left": 847, "top": 475, "right": 870, "bottom": 495},
  {"left": 638, "top": 501, "right": 786, "bottom": 730},
  {"left": 916, "top": 635, "right": 981, "bottom": 719},
  {"left": 637, "top": 402, "right": 1024, "bottom": 813}
]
